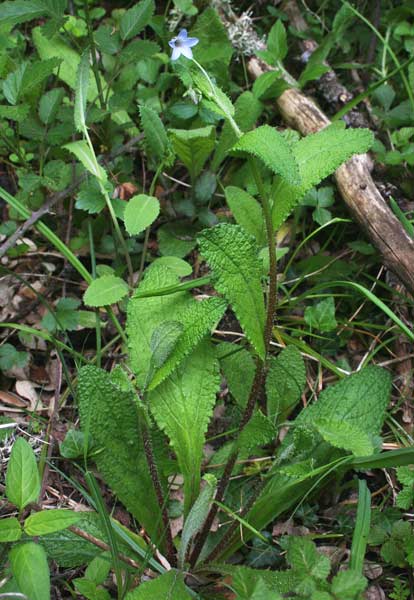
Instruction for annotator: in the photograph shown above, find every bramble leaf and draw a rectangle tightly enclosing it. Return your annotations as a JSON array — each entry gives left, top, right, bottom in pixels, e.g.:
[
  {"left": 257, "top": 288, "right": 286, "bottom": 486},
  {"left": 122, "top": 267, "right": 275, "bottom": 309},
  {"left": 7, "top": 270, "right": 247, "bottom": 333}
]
[{"left": 198, "top": 224, "right": 266, "bottom": 359}]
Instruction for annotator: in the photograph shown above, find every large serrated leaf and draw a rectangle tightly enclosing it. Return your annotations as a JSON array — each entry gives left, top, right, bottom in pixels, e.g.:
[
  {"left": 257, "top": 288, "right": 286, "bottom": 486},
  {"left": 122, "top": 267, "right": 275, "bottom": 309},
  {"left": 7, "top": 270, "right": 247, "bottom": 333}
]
[
  {"left": 272, "top": 124, "right": 374, "bottom": 229},
  {"left": 148, "top": 296, "right": 226, "bottom": 390},
  {"left": 77, "top": 365, "right": 163, "bottom": 542},
  {"left": 219, "top": 366, "right": 391, "bottom": 559},
  {"left": 231, "top": 125, "right": 300, "bottom": 185},
  {"left": 149, "top": 343, "right": 220, "bottom": 514},
  {"left": 127, "top": 265, "right": 194, "bottom": 387},
  {"left": 216, "top": 342, "right": 256, "bottom": 408},
  {"left": 265, "top": 345, "right": 306, "bottom": 423},
  {"left": 119, "top": 0, "right": 155, "bottom": 41},
  {"left": 198, "top": 224, "right": 266, "bottom": 359},
  {"left": 0, "top": 1, "right": 45, "bottom": 26},
  {"left": 313, "top": 418, "right": 374, "bottom": 456}
]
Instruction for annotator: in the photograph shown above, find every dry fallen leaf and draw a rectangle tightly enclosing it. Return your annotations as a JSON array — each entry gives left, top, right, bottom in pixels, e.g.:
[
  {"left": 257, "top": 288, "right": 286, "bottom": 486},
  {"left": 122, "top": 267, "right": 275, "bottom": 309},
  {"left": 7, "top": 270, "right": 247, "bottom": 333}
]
[
  {"left": 0, "top": 390, "right": 27, "bottom": 408},
  {"left": 15, "top": 380, "right": 45, "bottom": 412}
]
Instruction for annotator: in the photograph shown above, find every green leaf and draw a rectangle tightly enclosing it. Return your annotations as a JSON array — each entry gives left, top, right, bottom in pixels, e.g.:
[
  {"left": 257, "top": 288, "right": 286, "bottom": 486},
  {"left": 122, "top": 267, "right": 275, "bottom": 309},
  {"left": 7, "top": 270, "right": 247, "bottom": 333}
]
[
  {"left": 170, "top": 126, "right": 215, "bottom": 179},
  {"left": 6, "top": 437, "right": 40, "bottom": 510},
  {"left": 0, "top": 343, "right": 29, "bottom": 371},
  {"left": 147, "top": 296, "right": 226, "bottom": 390},
  {"left": 73, "top": 578, "right": 110, "bottom": 600},
  {"left": 0, "top": 517, "right": 22, "bottom": 542},
  {"left": 85, "top": 554, "right": 111, "bottom": 585},
  {"left": 272, "top": 124, "right": 374, "bottom": 229},
  {"left": 83, "top": 275, "right": 129, "bottom": 307},
  {"left": 10, "top": 542, "right": 50, "bottom": 600},
  {"left": 178, "top": 474, "right": 217, "bottom": 566},
  {"left": 75, "top": 50, "right": 90, "bottom": 133},
  {"left": 64, "top": 140, "right": 107, "bottom": 182},
  {"left": 267, "top": 20, "right": 288, "bottom": 62},
  {"left": 41, "top": 297, "right": 80, "bottom": 333},
  {"left": 151, "top": 256, "right": 192, "bottom": 277},
  {"left": 252, "top": 71, "right": 289, "bottom": 101},
  {"left": 231, "top": 125, "right": 300, "bottom": 185},
  {"left": 24, "top": 509, "right": 81, "bottom": 536},
  {"left": 149, "top": 342, "right": 220, "bottom": 514},
  {"left": 127, "top": 265, "right": 193, "bottom": 387},
  {"left": 350, "top": 480, "right": 371, "bottom": 574},
  {"left": 120, "top": 0, "right": 155, "bottom": 41},
  {"left": 149, "top": 321, "right": 184, "bottom": 370},
  {"left": 225, "top": 186, "right": 265, "bottom": 246},
  {"left": 39, "top": 87, "right": 65, "bottom": 125},
  {"left": 78, "top": 365, "right": 163, "bottom": 541},
  {"left": 212, "top": 91, "right": 263, "bottom": 170},
  {"left": 313, "top": 418, "right": 375, "bottom": 456},
  {"left": 216, "top": 342, "right": 255, "bottom": 408},
  {"left": 331, "top": 570, "right": 367, "bottom": 599},
  {"left": 198, "top": 224, "right": 266, "bottom": 359},
  {"left": 139, "top": 105, "right": 169, "bottom": 162},
  {"left": 3, "top": 62, "right": 26, "bottom": 105},
  {"left": 0, "top": 1, "right": 45, "bottom": 25},
  {"left": 190, "top": 7, "right": 233, "bottom": 68},
  {"left": 0, "top": 103, "right": 30, "bottom": 122},
  {"left": 124, "top": 194, "right": 160, "bottom": 236},
  {"left": 396, "top": 466, "right": 414, "bottom": 510},
  {"left": 304, "top": 297, "right": 337, "bottom": 332},
  {"left": 124, "top": 570, "right": 193, "bottom": 599},
  {"left": 286, "top": 537, "right": 331, "bottom": 580},
  {"left": 237, "top": 412, "right": 277, "bottom": 452},
  {"left": 265, "top": 345, "right": 306, "bottom": 423},
  {"left": 75, "top": 179, "right": 105, "bottom": 214},
  {"left": 59, "top": 429, "right": 88, "bottom": 459}
]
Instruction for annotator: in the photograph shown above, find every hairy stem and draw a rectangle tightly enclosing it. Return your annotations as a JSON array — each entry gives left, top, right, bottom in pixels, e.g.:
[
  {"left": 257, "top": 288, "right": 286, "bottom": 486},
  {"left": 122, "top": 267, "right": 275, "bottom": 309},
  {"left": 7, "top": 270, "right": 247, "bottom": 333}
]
[
  {"left": 189, "top": 160, "right": 278, "bottom": 566},
  {"left": 83, "top": 0, "right": 106, "bottom": 109},
  {"left": 141, "top": 416, "right": 176, "bottom": 566}
]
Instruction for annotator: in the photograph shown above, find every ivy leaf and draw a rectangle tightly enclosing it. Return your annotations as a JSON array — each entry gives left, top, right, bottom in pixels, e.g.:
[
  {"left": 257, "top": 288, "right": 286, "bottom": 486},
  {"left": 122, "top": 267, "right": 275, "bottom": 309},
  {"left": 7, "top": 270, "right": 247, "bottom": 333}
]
[
  {"left": 124, "top": 570, "right": 192, "bottom": 599},
  {"left": 198, "top": 224, "right": 266, "bottom": 359},
  {"left": 149, "top": 342, "right": 220, "bottom": 514},
  {"left": 0, "top": 343, "right": 29, "bottom": 371},
  {"left": 286, "top": 537, "right": 331, "bottom": 581},
  {"left": 272, "top": 124, "right": 374, "bottom": 229},
  {"left": 83, "top": 275, "right": 129, "bottom": 307},
  {"left": 24, "top": 509, "right": 81, "bottom": 536},
  {"left": 41, "top": 297, "right": 80, "bottom": 332},
  {"left": 10, "top": 542, "right": 50, "bottom": 600},
  {"left": 170, "top": 126, "right": 215, "bottom": 180},
  {"left": 120, "top": 0, "right": 155, "bottom": 41},
  {"left": 304, "top": 297, "right": 337, "bottom": 333},
  {"left": 124, "top": 194, "right": 160, "bottom": 236},
  {"left": 265, "top": 346, "right": 306, "bottom": 423},
  {"left": 231, "top": 125, "right": 300, "bottom": 185},
  {"left": 6, "top": 438, "right": 40, "bottom": 510}
]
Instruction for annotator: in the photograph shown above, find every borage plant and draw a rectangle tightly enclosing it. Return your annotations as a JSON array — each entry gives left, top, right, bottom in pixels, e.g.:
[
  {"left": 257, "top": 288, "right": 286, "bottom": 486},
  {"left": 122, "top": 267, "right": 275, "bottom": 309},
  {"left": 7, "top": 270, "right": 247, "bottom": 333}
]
[
  {"left": 2, "top": 8, "right": 414, "bottom": 600},
  {"left": 74, "top": 33, "right": 412, "bottom": 599}
]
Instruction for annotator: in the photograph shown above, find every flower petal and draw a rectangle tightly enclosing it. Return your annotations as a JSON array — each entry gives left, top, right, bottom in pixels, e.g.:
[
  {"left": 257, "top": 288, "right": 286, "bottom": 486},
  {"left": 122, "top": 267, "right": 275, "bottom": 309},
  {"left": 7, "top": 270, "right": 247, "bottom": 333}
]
[
  {"left": 178, "top": 29, "right": 188, "bottom": 39},
  {"left": 185, "top": 36, "right": 199, "bottom": 48},
  {"left": 171, "top": 46, "right": 182, "bottom": 60},
  {"left": 180, "top": 45, "right": 193, "bottom": 59},
  {"left": 168, "top": 39, "right": 177, "bottom": 49}
]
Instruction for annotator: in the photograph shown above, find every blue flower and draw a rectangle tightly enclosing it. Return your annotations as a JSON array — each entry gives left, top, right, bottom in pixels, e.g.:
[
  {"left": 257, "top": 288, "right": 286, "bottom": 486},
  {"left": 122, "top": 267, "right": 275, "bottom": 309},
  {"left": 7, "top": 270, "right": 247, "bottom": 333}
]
[{"left": 169, "top": 29, "right": 199, "bottom": 61}]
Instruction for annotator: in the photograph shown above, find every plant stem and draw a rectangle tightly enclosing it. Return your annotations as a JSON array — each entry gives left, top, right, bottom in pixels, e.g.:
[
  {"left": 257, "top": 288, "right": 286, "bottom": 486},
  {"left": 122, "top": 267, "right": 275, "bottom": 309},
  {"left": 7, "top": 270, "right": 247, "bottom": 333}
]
[
  {"left": 189, "top": 159, "right": 278, "bottom": 567},
  {"left": 83, "top": 0, "right": 106, "bottom": 109},
  {"left": 141, "top": 413, "right": 176, "bottom": 567}
]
